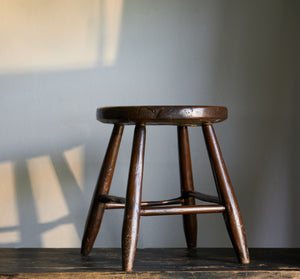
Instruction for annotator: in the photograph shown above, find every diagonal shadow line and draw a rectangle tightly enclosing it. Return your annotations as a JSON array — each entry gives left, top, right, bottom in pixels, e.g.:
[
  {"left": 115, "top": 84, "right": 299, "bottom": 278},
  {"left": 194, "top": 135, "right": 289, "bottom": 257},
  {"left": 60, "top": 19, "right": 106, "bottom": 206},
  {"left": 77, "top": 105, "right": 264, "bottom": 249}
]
[
  {"left": 0, "top": 215, "right": 76, "bottom": 234},
  {"left": 50, "top": 152, "right": 85, "bottom": 242},
  {"left": 14, "top": 160, "right": 42, "bottom": 246},
  {"left": 0, "top": 226, "right": 19, "bottom": 232},
  {"left": 1, "top": 150, "right": 87, "bottom": 247}
]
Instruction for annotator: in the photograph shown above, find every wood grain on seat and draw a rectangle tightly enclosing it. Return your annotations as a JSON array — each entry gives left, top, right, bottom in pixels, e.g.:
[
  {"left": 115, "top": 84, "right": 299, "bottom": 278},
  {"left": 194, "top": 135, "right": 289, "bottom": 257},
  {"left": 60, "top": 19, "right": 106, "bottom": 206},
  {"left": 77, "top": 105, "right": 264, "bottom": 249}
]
[{"left": 97, "top": 106, "right": 227, "bottom": 125}]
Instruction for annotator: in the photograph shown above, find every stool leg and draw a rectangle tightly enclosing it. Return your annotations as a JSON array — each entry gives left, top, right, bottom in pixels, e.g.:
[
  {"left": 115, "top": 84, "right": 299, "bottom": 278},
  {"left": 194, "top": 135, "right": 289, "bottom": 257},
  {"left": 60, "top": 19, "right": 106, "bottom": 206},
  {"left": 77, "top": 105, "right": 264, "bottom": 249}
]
[
  {"left": 202, "top": 123, "right": 250, "bottom": 264},
  {"left": 177, "top": 126, "right": 197, "bottom": 248},
  {"left": 122, "top": 125, "right": 146, "bottom": 271},
  {"left": 81, "top": 124, "right": 124, "bottom": 256}
]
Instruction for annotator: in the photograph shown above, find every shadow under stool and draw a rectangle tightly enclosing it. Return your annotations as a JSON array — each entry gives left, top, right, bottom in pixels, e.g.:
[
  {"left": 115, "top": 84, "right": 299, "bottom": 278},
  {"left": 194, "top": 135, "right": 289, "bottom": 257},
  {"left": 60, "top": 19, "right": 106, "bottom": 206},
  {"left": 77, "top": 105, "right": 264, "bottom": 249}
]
[{"left": 81, "top": 106, "right": 250, "bottom": 271}]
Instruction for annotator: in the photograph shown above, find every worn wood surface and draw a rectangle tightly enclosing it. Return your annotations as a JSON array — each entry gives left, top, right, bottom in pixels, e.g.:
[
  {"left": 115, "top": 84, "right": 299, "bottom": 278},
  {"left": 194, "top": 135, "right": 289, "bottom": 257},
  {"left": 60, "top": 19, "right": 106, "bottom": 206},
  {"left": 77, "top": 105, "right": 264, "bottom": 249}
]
[
  {"left": 203, "top": 123, "right": 250, "bottom": 264},
  {"left": 177, "top": 126, "right": 197, "bottom": 248},
  {"left": 81, "top": 124, "right": 124, "bottom": 256},
  {"left": 140, "top": 205, "right": 226, "bottom": 216},
  {"left": 97, "top": 106, "right": 227, "bottom": 125},
  {"left": 122, "top": 125, "right": 146, "bottom": 271},
  {"left": 0, "top": 248, "right": 299, "bottom": 278}
]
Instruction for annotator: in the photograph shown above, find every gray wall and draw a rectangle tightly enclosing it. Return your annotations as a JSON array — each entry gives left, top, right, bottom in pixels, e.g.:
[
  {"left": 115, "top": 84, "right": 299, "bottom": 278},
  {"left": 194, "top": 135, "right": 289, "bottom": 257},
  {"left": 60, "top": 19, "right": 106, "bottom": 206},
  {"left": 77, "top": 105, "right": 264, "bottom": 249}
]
[{"left": 0, "top": 0, "right": 299, "bottom": 248}]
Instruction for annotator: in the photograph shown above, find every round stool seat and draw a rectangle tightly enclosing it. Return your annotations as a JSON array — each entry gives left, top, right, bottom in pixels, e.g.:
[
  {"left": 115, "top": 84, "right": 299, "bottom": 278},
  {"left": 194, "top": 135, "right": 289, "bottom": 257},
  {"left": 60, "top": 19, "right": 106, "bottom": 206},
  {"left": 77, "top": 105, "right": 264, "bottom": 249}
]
[{"left": 97, "top": 106, "right": 227, "bottom": 125}]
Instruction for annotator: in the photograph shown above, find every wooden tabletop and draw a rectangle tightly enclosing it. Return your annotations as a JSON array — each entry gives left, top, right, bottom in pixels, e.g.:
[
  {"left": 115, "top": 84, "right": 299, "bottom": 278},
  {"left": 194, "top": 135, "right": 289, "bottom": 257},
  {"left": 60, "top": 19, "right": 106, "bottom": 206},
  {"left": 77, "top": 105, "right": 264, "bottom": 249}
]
[{"left": 0, "top": 248, "right": 299, "bottom": 278}]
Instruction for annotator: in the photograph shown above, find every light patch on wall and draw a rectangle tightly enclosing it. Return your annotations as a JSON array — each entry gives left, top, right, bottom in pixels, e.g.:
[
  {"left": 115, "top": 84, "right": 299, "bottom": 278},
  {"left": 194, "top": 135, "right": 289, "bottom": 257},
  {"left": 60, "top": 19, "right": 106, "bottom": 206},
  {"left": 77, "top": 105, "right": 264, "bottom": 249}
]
[
  {"left": 0, "top": 161, "right": 20, "bottom": 243},
  {"left": 27, "top": 155, "right": 69, "bottom": 224},
  {"left": 0, "top": 0, "right": 123, "bottom": 73},
  {"left": 0, "top": 161, "right": 18, "bottom": 227},
  {"left": 102, "top": 0, "right": 123, "bottom": 66},
  {"left": 63, "top": 145, "right": 85, "bottom": 191},
  {"left": 42, "top": 223, "right": 80, "bottom": 247},
  {"left": 0, "top": 231, "right": 20, "bottom": 244}
]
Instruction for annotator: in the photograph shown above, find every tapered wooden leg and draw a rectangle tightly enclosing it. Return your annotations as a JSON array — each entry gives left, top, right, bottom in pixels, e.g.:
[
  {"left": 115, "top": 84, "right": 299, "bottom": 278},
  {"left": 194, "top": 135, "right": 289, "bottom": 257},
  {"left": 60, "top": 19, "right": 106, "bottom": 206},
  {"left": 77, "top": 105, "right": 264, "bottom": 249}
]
[
  {"left": 202, "top": 123, "right": 250, "bottom": 264},
  {"left": 81, "top": 124, "right": 124, "bottom": 256},
  {"left": 177, "top": 126, "right": 197, "bottom": 248},
  {"left": 122, "top": 125, "right": 146, "bottom": 271}
]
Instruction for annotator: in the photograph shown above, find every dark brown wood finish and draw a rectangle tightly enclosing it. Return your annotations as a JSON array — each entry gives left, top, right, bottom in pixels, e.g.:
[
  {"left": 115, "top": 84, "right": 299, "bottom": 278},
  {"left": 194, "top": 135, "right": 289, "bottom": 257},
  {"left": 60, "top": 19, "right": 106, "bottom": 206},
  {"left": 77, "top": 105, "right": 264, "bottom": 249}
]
[
  {"left": 0, "top": 248, "right": 299, "bottom": 278},
  {"left": 81, "top": 124, "right": 124, "bottom": 256},
  {"left": 81, "top": 106, "right": 250, "bottom": 271},
  {"left": 202, "top": 123, "right": 250, "bottom": 264},
  {"left": 177, "top": 126, "right": 197, "bottom": 248},
  {"left": 103, "top": 196, "right": 184, "bottom": 209},
  {"left": 97, "top": 106, "right": 227, "bottom": 125},
  {"left": 100, "top": 192, "right": 220, "bottom": 208},
  {"left": 186, "top": 190, "right": 220, "bottom": 204},
  {"left": 140, "top": 205, "right": 225, "bottom": 216},
  {"left": 122, "top": 125, "right": 146, "bottom": 271}
]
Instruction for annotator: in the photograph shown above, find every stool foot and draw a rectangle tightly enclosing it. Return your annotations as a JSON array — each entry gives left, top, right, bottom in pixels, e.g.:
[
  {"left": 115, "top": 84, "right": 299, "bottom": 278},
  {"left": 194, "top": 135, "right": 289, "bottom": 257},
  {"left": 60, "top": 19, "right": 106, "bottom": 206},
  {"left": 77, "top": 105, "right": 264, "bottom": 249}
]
[
  {"left": 202, "top": 124, "right": 250, "bottom": 264},
  {"left": 122, "top": 125, "right": 146, "bottom": 271},
  {"left": 81, "top": 125, "right": 124, "bottom": 256},
  {"left": 178, "top": 126, "right": 197, "bottom": 248}
]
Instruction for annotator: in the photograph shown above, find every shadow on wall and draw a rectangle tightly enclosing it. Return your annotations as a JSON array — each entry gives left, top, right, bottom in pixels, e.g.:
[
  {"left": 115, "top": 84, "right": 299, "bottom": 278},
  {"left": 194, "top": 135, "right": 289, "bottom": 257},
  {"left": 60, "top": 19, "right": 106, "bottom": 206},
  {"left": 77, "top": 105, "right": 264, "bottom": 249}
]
[
  {"left": 202, "top": 0, "right": 300, "bottom": 248},
  {"left": 0, "top": 148, "right": 85, "bottom": 247},
  {"left": 0, "top": 0, "right": 124, "bottom": 247},
  {"left": 0, "top": 0, "right": 299, "bottom": 249}
]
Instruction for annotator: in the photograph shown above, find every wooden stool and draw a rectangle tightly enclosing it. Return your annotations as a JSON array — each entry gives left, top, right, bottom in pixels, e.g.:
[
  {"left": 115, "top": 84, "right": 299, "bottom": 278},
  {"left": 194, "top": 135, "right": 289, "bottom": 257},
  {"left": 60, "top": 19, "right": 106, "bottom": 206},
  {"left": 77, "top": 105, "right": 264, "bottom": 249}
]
[{"left": 81, "top": 106, "right": 250, "bottom": 271}]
